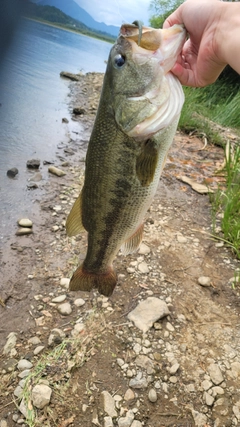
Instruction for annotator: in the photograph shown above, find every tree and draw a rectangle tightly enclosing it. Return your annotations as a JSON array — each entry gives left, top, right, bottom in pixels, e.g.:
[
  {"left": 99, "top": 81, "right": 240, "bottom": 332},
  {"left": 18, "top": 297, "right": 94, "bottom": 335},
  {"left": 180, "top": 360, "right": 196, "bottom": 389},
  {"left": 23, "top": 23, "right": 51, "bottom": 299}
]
[{"left": 149, "top": 0, "right": 182, "bottom": 28}]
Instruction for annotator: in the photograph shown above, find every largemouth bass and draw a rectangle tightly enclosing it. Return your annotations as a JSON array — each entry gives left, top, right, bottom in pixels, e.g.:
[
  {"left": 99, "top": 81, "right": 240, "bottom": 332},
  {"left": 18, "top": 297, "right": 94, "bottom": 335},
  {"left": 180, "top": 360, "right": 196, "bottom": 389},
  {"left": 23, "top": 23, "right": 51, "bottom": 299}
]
[{"left": 66, "top": 22, "right": 186, "bottom": 296}]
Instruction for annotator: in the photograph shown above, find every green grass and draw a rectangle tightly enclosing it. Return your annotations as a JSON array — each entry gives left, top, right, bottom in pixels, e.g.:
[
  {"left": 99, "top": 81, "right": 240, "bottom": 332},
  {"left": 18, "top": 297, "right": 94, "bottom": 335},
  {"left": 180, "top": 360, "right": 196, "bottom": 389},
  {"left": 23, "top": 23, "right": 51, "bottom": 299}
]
[{"left": 210, "top": 142, "right": 240, "bottom": 259}]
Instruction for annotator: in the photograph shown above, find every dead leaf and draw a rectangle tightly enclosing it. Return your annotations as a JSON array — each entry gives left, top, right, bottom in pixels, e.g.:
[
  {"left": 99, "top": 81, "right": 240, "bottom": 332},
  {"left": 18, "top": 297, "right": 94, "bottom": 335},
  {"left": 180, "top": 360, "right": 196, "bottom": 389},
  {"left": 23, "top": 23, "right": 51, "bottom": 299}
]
[
  {"left": 58, "top": 416, "right": 75, "bottom": 427},
  {"left": 177, "top": 176, "right": 214, "bottom": 194}
]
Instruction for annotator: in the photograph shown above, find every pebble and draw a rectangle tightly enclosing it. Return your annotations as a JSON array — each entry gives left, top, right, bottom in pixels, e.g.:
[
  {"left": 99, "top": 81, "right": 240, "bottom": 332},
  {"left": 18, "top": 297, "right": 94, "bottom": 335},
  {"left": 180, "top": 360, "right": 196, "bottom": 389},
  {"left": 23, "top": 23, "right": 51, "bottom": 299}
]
[
  {"left": 177, "top": 235, "right": 188, "bottom": 243},
  {"left": 118, "top": 410, "right": 134, "bottom": 427},
  {"left": 100, "top": 391, "right": 117, "bottom": 418},
  {"left": 57, "top": 302, "right": 72, "bottom": 315},
  {"left": 3, "top": 332, "right": 17, "bottom": 355},
  {"left": 27, "top": 159, "right": 40, "bottom": 169},
  {"left": 129, "top": 373, "right": 148, "bottom": 389},
  {"left": 48, "top": 166, "right": 66, "bottom": 177},
  {"left": 201, "top": 379, "right": 212, "bottom": 391},
  {"left": 48, "top": 328, "right": 65, "bottom": 346},
  {"left": 198, "top": 276, "right": 211, "bottom": 287},
  {"left": 124, "top": 388, "right": 135, "bottom": 401},
  {"left": 33, "top": 345, "right": 45, "bottom": 355},
  {"left": 166, "top": 322, "right": 175, "bottom": 332},
  {"left": 104, "top": 417, "right": 113, "bottom": 427},
  {"left": 137, "top": 262, "right": 149, "bottom": 274},
  {"left": 18, "top": 218, "right": 33, "bottom": 228},
  {"left": 17, "top": 359, "right": 33, "bottom": 371},
  {"left": 7, "top": 167, "right": 18, "bottom": 177},
  {"left": 169, "top": 363, "right": 180, "bottom": 374},
  {"left": 28, "top": 336, "right": 41, "bottom": 345},
  {"left": 51, "top": 294, "right": 66, "bottom": 303},
  {"left": 203, "top": 391, "right": 215, "bottom": 406},
  {"left": 138, "top": 243, "right": 150, "bottom": 255},
  {"left": 148, "top": 388, "right": 157, "bottom": 403},
  {"left": 60, "top": 277, "right": 70, "bottom": 288},
  {"left": 18, "top": 369, "right": 31, "bottom": 378},
  {"left": 131, "top": 422, "right": 142, "bottom": 427},
  {"left": 208, "top": 363, "right": 224, "bottom": 385},
  {"left": 191, "top": 409, "right": 207, "bottom": 427},
  {"left": 16, "top": 227, "right": 33, "bottom": 236},
  {"left": 127, "top": 297, "right": 170, "bottom": 333},
  {"left": 31, "top": 384, "right": 52, "bottom": 409},
  {"left": 74, "top": 298, "right": 85, "bottom": 307}
]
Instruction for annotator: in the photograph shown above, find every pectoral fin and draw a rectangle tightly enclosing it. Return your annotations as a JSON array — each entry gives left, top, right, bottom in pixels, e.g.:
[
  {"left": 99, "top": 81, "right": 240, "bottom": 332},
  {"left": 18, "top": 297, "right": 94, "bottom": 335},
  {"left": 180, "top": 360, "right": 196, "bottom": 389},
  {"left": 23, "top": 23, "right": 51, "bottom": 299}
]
[
  {"left": 121, "top": 223, "right": 144, "bottom": 255},
  {"left": 66, "top": 192, "right": 85, "bottom": 237},
  {"left": 136, "top": 139, "right": 158, "bottom": 186}
]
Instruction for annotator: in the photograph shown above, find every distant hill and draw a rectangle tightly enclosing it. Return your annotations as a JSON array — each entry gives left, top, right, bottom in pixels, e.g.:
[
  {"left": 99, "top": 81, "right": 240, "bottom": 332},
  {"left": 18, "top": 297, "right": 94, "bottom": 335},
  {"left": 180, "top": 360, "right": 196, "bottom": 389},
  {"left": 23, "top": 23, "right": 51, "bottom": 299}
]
[
  {"left": 24, "top": 1, "right": 116, "bottom": 43},
  {"left": 37, "top": 0, "right": 120, "bottom": 37}
]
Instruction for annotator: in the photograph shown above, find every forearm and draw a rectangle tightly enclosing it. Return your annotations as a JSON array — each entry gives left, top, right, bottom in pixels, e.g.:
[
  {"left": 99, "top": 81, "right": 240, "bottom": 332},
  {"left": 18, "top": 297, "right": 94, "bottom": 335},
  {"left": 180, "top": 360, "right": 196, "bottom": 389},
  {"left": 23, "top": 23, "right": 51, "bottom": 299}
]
[{"left": 217, "top": 2, "right": 240, "bottom": 74}]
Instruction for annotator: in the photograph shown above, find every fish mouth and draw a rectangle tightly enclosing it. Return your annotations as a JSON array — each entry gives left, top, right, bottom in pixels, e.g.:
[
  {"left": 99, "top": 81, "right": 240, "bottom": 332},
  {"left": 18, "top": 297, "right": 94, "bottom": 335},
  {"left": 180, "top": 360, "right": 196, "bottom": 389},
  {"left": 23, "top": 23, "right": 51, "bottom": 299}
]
[
  {"left": 119, "top": 22, "right": 186, "bottom": 73},
  {"left": 117, "top": 22, "right": 186, "bottom": 138}
]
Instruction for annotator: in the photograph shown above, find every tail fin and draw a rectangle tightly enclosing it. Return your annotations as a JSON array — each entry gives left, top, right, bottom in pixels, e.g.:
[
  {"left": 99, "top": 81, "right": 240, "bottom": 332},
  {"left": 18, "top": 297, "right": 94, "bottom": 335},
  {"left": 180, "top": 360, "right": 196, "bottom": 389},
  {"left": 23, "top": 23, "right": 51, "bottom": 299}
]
[{"left": 69, "top": 264, "right": 117, "bottom": 297}]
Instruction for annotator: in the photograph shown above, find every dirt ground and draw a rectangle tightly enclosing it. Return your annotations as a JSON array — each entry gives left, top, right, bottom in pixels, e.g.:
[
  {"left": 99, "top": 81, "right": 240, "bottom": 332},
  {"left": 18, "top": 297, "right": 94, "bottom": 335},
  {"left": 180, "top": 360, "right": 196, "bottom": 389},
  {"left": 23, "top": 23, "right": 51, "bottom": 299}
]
[{"left": 0, "top": 73, "right": 240, "bottom": 427}]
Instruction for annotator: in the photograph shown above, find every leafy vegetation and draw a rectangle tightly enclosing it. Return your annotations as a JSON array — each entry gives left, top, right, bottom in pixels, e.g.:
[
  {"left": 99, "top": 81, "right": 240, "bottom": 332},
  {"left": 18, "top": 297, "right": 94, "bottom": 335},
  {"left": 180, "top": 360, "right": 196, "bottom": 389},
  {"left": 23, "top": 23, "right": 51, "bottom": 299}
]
[{"left": 23, "top": 1, "right": 115, "bottom": 43}]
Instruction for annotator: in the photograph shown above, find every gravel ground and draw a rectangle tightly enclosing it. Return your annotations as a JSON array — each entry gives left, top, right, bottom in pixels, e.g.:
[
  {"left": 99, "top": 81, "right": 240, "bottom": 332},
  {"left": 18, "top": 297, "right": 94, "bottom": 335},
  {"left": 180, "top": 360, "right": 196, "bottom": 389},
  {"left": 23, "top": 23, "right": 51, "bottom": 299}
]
[{"left": 0, "top": 72, "right": 240, "bottom": 427}]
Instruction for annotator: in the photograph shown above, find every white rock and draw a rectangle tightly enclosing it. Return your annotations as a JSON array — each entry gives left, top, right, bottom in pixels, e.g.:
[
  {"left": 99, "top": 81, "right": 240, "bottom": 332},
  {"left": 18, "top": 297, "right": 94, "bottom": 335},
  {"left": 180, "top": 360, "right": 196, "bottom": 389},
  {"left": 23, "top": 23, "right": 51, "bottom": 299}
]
[
  {"left": 138, "top": 243, "right": 150, "bottom": 255},
  {"left": 16, "top": 227, "right": 33, "bottom": 236},
  {"left": 137, "top": 261, "right": 149, "bottom": 274},
  {"left": 3, "top": 332, "right": 17, "bottom": 355},
  {"left": 166, "top": 322, "right": 174, "bottom": 332},
  {"left": 17, "top": 359, "right": 33, "bottom": 371},
  {"left": 131, "top": 422, "right": 142, "bottom": 427},
  {"left": 201, "top": 379, "right": 212, "bottom": 391},
  {"left": 18, "top": 369, "right": 31, "bottom": 378},
  {"left": 100, "top": 391, "right": 117, "bottom": 418},
  {"left": 208, "top": 363, "right": 224, "bottom": 385},
  {"left": 28, "top": 336, "right": 41, "bottom": 345},
  {"left": 203, "top": 391, "right": 215, "bottom": 406},
  {"left": 124, "top": 388, "right": 135, "bottom": 401},
  {"left": 48, "top": 166, "right": 66, "bottom": 177},
  {"left": 14, "top": 385, "right": 23, "bottom": 398},
  {"left": 191, "top": 409, "right": 207, "bottom": 427},
  {"left": 127, "top": 297, "right": 170, "bottom": 333},
  {"left": 52, "top": 294, "right": 66, "bottom": 303},
  {"left": 18, "top": 218, "right": 33, "bottom": 228},
  {"left": 60, "top": 278, "right": 70, "bottom": 288},
  {"left": 177, "top": 235, "right": 187, "bottom": 243},
  {"left": 74, "top": 298, "right": 85, "bottom": 307},
  {"left": 169, "top": 363, "right": 180, "bottom": 374},
  {"left": 104, "top": 416, "right": 113, "bottom": 427},
  {"left": 148, "top": 388, "right": 157, "bottom": 403},
  {"left": 31, "top": 384, "right": 52, "bottom": 409},
  {"left": 19, "top": 399, "right": 28, "bottom": 417},
  {"left": 33, "top": 346, "right": 45, "bottom": 355},
  {"left": 57, "top": 302, "right": 72, "bottom": 315},
  {"left": 118, "top": 410, "right": 134, "bottom": 427},
  {"left": 198, "top": 276, "right": 211, "bottom": 287}
]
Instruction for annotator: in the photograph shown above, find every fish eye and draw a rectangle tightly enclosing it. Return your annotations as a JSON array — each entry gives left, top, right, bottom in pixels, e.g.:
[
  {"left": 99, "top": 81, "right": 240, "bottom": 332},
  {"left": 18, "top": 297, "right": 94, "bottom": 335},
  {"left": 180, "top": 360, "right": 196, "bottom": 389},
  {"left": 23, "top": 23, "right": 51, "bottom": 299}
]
[{"left": 114, "top": 54, "right": 126, "bottom": 68}]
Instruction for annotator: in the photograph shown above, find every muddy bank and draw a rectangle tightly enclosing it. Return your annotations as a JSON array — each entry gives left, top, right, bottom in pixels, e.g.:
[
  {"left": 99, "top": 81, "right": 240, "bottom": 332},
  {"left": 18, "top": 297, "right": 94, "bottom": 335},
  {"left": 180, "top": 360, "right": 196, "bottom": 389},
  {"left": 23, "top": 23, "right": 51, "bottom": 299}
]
[{"left": 0, "top": 72, "right": 240, "bottom": 427}]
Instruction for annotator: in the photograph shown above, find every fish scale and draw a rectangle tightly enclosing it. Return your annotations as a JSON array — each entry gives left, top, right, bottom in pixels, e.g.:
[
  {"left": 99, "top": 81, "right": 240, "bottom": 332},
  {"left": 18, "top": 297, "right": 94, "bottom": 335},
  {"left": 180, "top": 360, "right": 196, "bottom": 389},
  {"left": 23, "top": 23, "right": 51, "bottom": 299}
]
[{"left": 66, "top": 22, "right": 186, "bottom": 296}]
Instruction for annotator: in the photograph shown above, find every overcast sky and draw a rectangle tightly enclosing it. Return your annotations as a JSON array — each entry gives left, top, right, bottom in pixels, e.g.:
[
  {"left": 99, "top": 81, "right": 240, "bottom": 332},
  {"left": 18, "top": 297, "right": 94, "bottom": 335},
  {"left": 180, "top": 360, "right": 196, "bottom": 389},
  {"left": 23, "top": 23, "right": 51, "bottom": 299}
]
[{"left": 75, "top": 0, "right": 152, "bottom": 27}]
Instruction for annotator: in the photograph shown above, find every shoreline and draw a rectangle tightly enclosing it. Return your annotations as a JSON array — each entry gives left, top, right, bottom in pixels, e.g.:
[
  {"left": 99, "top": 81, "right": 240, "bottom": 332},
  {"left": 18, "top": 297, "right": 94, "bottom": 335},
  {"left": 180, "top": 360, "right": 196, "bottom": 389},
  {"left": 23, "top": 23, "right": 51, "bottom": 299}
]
[{"left": 24, "top": 17, "right": 115, "bottom": 45}]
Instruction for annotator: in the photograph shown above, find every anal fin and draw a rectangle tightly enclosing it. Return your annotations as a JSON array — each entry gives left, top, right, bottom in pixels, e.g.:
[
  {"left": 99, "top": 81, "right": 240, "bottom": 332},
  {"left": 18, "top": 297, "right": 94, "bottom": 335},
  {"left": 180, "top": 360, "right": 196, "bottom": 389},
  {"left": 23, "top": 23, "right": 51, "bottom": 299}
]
[
  {"left": 121, "top": 223, "right": 144, "bottom": 256},
  {"left": 66, "top": 191, "right": 85, "bottom": 237}
]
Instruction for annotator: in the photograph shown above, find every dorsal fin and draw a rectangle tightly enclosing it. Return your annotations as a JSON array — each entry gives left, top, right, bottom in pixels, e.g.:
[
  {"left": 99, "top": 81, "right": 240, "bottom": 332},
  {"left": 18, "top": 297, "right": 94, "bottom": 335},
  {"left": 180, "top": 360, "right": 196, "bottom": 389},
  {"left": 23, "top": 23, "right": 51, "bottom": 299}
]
[
  {"left": 136, "top": 139, "right": 158, "bottom": 186},
  {"left": 121, "top": 223, "right": 144, "bottom": 256},
  {"left": 66, "top": 191, "right": 85, "bottom": 237}
]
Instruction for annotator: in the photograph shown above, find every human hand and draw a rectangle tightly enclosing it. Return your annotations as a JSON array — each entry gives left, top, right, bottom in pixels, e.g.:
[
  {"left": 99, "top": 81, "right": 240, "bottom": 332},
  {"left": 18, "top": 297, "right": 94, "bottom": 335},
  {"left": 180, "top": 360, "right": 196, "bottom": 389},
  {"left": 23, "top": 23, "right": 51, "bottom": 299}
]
[{"left": 163, "top": 0, "right": 227, "bottom": 87}]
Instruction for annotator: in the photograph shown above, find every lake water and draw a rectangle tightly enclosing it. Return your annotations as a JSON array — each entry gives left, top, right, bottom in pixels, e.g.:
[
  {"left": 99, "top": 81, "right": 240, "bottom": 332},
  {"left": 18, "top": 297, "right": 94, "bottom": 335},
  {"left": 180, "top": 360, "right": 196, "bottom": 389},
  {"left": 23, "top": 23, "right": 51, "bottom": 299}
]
[{"left": 0, "top": 19, "right": 111, "bottom": 245}]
